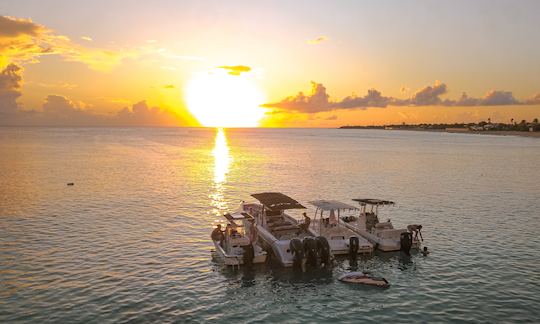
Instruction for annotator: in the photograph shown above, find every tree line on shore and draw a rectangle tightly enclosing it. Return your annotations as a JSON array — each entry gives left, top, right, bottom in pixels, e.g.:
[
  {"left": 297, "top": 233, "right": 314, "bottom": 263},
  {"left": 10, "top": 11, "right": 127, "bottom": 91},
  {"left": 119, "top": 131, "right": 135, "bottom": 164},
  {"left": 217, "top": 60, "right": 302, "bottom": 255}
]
[{"left": 340, "top": 118, "right": 540, "bottom": 132}]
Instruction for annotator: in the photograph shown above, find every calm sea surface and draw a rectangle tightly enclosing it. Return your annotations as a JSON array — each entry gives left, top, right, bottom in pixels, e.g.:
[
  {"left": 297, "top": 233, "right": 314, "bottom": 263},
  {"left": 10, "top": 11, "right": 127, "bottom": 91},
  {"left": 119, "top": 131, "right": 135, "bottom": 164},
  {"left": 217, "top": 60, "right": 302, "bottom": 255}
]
[{"left": 1, "top": 127, "right": 539, "bottom": 323}]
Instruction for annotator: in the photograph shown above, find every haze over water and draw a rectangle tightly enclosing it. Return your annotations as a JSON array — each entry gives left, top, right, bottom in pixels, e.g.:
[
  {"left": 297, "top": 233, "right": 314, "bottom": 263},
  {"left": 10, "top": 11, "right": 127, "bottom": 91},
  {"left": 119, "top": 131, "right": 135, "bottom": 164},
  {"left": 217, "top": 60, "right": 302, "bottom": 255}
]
[{"left": 1, "top": 127, "right": 539, "bottom": 323}]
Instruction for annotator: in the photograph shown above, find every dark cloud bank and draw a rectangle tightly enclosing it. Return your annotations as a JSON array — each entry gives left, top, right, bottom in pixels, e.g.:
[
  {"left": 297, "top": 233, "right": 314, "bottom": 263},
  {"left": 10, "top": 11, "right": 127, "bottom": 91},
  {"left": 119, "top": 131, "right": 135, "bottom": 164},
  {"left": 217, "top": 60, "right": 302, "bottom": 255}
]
[
  {"left": 264, "top": 81, "right": 540, "bottom": 113},
  {"left": 0, "top": 64, "right": 184, "bottom": 126}
]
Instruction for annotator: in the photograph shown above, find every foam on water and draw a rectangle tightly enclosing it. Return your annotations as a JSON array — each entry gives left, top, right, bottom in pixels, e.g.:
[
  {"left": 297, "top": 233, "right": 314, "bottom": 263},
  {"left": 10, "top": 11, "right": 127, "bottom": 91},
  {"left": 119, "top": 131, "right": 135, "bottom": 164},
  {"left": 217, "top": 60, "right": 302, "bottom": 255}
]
[{"left": 1, "top": 127, "right": 539, "bottom": 323}]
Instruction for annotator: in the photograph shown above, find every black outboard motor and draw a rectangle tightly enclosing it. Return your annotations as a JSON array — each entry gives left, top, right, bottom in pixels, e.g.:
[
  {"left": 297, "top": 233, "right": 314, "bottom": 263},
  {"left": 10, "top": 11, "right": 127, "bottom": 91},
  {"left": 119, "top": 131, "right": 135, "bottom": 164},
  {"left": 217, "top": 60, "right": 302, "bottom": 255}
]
[
  {"left": 316, "top": 236, "right": 331, "bottom": 267},
  {"left": 303, "top": 237, "right": 319, "bottom": 268},
  {"left": 290, "top": 238, "right": 305, "bottom": 269},
  {"left": 349, "top": 236, "right": 359, "bottom": 261},
  {"left": 400, "top": 232, "right": 413, "bottom": 256},
  {"left": 242, "top": 244, "right": 255, "bottom": 267}
]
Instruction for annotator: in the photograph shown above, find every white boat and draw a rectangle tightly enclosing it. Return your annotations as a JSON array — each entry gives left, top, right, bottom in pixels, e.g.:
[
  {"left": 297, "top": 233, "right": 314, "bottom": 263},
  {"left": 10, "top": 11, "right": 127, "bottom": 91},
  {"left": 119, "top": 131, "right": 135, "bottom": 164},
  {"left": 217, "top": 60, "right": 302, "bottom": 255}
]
[
  {"left": 340, "top": 199, "right": 421, "bottom": 252},
  {"left": 308, "top": 200, "right": 373, "bottom": 255},
  {"left": 241, "top": 192, "right": 317, "bottom": 267},
  {"left": 212, "top": 211, "right": 267, "bottom": 266}
]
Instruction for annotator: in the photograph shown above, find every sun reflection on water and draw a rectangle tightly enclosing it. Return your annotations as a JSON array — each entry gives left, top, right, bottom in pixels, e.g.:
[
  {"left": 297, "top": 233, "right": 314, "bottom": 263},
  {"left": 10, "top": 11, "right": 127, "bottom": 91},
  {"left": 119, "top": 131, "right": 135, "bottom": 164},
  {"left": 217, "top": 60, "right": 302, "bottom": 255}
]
[{"left": 209, "top": 128, "right": 231, "bottom": 215}]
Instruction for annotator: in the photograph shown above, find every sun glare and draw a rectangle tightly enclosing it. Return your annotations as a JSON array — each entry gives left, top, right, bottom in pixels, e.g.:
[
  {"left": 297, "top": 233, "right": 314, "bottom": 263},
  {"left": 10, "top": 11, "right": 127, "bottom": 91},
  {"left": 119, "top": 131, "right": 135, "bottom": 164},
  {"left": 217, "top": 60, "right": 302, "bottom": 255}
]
[{"left": 185, "top": 70, "right": 266, "bottom": 127}]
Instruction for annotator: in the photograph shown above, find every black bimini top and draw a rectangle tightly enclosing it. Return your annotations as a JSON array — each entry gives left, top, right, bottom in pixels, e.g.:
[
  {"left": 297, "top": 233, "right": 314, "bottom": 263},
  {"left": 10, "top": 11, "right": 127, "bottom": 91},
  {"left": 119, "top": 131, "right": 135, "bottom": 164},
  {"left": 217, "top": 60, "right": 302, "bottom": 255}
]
[
  {"left": 352, "top": 198, "right": 395, "bottom": 206},
  {"left": 251, "top": 192, "right": 306, "bottom": 211}
]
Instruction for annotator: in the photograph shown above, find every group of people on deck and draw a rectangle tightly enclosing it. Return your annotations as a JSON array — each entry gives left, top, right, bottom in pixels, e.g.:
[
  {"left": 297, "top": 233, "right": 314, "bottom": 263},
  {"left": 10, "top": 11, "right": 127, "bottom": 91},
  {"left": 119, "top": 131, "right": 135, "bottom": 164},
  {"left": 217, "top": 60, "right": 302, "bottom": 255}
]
[{"left": 211, "top": 218, "right": 259, "bottom": 247}]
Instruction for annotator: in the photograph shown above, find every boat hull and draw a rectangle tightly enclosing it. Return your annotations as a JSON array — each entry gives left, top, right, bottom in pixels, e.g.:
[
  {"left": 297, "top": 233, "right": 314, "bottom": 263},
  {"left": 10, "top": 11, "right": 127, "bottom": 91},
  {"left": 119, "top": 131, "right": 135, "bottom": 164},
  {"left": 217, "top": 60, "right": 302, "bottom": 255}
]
[
  {"left": 212, "top": 241, "right": 267, "bottom": 266},
  {"left": 341, "top": 222, "right": 421, "bottom": 252}
]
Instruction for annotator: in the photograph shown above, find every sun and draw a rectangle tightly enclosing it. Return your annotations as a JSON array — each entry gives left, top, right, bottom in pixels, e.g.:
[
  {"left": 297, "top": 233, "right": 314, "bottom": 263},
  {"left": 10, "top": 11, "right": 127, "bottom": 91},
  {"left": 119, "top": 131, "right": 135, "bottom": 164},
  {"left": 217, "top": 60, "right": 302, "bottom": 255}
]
[{"left": 185, "top": 70, "right": 266, "bottom": 127}]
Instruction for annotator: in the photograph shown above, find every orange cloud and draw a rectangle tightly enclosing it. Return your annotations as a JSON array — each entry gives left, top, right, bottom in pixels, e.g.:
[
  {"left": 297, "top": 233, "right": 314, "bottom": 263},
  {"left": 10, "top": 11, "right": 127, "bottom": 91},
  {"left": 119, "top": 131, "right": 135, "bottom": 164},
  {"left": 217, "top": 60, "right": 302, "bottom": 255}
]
[
  {"left": 0, "top": 64, "right": 189, "bottom": 126},
  {"left": 218, "top": 65, "right": 251, "bottom": 76},
  {"left": 0, "top": 15, "right": 133, "bottom": 70},
  {"left": 306, "top": 35, "right": 328, "bottom": 45}
]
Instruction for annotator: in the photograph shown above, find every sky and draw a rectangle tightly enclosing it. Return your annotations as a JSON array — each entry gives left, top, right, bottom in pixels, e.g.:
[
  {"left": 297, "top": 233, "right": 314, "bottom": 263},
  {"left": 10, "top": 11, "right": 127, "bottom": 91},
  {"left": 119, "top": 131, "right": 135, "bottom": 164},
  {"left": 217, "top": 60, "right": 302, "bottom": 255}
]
[{"left": 1, "top": 0, "right": 539, "bottom": 127}]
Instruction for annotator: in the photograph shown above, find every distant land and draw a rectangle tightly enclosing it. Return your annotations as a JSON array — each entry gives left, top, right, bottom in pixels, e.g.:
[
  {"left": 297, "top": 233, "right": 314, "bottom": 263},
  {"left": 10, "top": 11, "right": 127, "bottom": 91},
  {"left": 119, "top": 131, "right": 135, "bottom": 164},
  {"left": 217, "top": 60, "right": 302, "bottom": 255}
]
[{"left": 340, "top": 119, "right": 540, "bottom": 137}]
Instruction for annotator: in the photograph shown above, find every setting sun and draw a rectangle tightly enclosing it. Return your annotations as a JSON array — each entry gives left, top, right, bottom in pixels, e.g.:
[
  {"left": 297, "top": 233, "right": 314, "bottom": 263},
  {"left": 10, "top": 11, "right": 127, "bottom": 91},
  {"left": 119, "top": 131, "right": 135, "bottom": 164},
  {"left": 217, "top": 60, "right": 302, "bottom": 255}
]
[{"left": 185, "top": 70, "right": 266, "bottom": 127}]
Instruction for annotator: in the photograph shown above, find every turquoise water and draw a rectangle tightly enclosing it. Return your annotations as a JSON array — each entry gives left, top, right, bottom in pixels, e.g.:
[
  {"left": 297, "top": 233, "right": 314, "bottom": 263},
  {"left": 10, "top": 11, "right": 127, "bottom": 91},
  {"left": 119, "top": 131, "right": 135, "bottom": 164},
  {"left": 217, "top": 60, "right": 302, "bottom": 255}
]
[{"left": 1, "top": 127, "right": 539, "bottom": 323}]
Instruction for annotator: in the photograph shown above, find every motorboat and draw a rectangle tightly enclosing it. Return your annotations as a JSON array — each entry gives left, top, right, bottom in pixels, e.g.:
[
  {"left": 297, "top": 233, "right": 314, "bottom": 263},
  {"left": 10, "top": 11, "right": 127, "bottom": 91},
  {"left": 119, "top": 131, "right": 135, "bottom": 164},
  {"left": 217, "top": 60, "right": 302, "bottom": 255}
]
[
  {"left": 211, "top": 211, "right": 267, "bottom": 266},
  {"left": 340, "top": 199, "right": 422, "bottom": 252},
  {"left": 308, "top": 200, "right": 373, "bottom": 256},
  {"left": 241, "top": 192, "right": 318, "bottom": 267}
]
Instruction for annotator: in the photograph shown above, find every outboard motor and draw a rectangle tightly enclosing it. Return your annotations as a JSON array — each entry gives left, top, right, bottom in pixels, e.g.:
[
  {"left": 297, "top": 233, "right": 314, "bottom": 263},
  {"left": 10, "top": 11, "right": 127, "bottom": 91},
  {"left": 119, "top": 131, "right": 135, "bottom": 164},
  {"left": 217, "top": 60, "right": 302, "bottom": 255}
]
[
  {"left": 242, "top": 244, "right": 255, "bottom": 267},
  {"left": 349, "top": 236, "right": 359, "bottom": 261},
  {"left": 316, "top": 236, "right": 331, "bottom": 267},
  {"left": 303, "top": 237, "right": 319, "bottom": 268},
  {"left": 400, "top": 232, "right": 413, "bottom": 256},
  {"left": 290, "top": 238, "right": 305, "bottom": 269}
]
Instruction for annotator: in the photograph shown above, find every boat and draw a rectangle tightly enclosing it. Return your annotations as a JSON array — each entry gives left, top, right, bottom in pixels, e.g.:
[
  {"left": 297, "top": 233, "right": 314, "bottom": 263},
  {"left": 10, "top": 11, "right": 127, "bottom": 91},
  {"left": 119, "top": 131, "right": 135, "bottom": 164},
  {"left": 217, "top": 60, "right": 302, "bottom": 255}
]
[
  {"left": 211, "top": 211, "right": 267, "bottom": 266},
  {"left": 241, "top": 192, "right": 318, "bottom": 267},
  {"left": 308, "top": 200, "right": 373, "bottom": 256},
  {"left": 340, "top": 199, "right": 422, "bottom": 252},
  {"left": 338, "top": 271, "right": 390, "bottom": 288}
]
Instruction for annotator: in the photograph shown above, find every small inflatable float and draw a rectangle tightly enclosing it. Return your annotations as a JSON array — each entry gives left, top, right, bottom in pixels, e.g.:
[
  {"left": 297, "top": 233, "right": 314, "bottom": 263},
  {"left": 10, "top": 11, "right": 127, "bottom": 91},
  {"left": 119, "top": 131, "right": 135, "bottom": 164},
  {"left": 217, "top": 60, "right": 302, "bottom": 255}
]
[{"left": 338, "top": 272, "right": 390, "bottom": 288}]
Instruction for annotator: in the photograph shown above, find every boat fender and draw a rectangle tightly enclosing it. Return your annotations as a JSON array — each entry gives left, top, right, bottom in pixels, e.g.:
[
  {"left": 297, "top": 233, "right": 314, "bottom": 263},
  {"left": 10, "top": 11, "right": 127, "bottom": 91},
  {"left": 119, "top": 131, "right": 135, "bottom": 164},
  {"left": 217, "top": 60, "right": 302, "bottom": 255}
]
[
  {"left": 242, "top": 244, "right": 255, "bottom": 267},
  {"left": 349, "top": 236, "right": 359, "bottom": 259},
  {"left": 316, "top": 236, "right": 331, "bottom": 267},
  {"left": 400, "top": 232, "right": 412, "bottom": 255}
]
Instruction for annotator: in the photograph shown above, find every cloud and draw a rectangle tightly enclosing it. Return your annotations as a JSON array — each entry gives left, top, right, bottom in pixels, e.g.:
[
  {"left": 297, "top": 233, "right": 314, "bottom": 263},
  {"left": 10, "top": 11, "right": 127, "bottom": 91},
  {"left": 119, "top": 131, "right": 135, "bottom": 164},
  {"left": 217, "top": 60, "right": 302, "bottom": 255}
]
[
  {"left": 263, "top": 82, "right": 391, "bottom": 113},
  {"left": 479, "top": 90, "right": 519, "bottom": 106},
  {"left": 307, "top": 36, "right": 328, "bottom": 45},
  {"left": 325, "top": 115, "right": 338, "bottom": 120},
  {"left": 407, "top": 81, "right": 447, "bottom": 105},
  {"left": 0, "top": 64, "right": 22, "bottom": 115},
  {"left": 81, "top": 36, "right": 93, "bottom": 42},
  {"left": 525, "top": 93, "right": 540, "bottom": 105},
  {"left": 339, "top": 89, "right": 392, "bottom": 109},
  {"left": 163, "top": 84, "right": 175, "bottom": 89},
  {"left": 0, "top": 16, "right": 44, "bottom": 37},
  {"left": 263, "top": 82, "right": 331, "bottom": 113},
  {"left": 264, "top": 81, "right": 539, "bottom": 113},
  {"left": 0, "top": 63, "right": 188, "bottom": 126},
  {"left": 0, "top": 15, "right": 132, "bottom": 70},
  {"left": 218, "top": 65, "right": 251, "bottom": 76}
]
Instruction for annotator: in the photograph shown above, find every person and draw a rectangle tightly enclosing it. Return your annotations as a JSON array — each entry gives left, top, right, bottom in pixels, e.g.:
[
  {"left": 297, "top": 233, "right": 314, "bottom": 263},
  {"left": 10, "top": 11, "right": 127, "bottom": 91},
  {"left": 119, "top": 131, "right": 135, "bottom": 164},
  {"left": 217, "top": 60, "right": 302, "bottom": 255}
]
[
  {"left": 248, "top": 218, "right": 258, "bottom": 245},
  {"left": 211, "top": 224, "right": 225, "bottom": 245},
  {"left": 421, "top": 246, "right": 430, "bottom": 256},
  {"left": 407, "top": 224, "right": 423, "bottom": 241},
  {"left": 297, "top": 212, "right": 311, "bottom": 234}
]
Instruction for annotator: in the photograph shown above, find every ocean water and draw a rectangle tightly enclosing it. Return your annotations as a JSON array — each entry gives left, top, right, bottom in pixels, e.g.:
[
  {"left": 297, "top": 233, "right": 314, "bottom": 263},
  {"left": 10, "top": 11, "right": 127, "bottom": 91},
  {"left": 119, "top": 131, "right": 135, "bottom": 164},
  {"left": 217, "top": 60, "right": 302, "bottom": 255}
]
[{"left": 1, "top": 127, "right": 539, "bottom": 323}]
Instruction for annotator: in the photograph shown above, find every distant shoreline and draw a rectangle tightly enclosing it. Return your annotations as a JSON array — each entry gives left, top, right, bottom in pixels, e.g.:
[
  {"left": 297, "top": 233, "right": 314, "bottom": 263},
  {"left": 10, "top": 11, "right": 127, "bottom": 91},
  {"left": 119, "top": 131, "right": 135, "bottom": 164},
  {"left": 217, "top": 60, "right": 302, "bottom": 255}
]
[{"left": 341, "top": 127, "right": 540, "bottom": 138}]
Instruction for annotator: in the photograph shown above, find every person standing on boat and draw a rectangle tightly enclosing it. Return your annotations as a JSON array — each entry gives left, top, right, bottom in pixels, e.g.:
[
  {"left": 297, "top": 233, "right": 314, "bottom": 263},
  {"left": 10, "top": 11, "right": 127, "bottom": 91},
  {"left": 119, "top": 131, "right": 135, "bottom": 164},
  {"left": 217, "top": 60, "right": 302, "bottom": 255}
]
[
  {"left": 407, "top": 224, "right": 423, "bottom": 241},
  {"left": 297, "top": 212, "right": 311, "bottom": 234},
  {"left": 211, "top": 224, "right": 225, "bottom": 245}
]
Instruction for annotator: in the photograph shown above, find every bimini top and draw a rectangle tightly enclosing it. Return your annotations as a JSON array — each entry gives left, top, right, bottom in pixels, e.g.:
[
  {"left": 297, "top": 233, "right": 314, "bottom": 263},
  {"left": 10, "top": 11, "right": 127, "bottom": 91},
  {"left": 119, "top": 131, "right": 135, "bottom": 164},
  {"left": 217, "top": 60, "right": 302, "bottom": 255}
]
[
  {"left": 224, "top": 211, "right": 254, "bottom": 222},
  {"left": 308, "top": 200, "right": 358, "bottom": 211},
  {"left": 251, "top": 192, "right": 306, "bottom": 211},
  {"left": 352, "top": 198, "right": 395, "bottom": 206}
]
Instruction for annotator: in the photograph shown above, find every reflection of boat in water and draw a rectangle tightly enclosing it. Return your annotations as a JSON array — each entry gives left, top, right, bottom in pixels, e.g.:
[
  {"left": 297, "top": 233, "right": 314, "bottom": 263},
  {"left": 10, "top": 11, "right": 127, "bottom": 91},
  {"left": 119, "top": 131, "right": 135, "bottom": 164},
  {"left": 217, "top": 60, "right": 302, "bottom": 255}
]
[
  {"left": 241, "top": 192, "right": 318, "bottom": 267},
  {"left": 338, "top": 271, "right": 390, "bottom": 288},
  {"left": 212, "top": 211, "right": 267, "bottom": 266},
  {"left": 341, "top": 199, "right": 422, "bottom": 252},
  {"left": 308, "top": 200, "right": 373, "bottom": 256}
]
